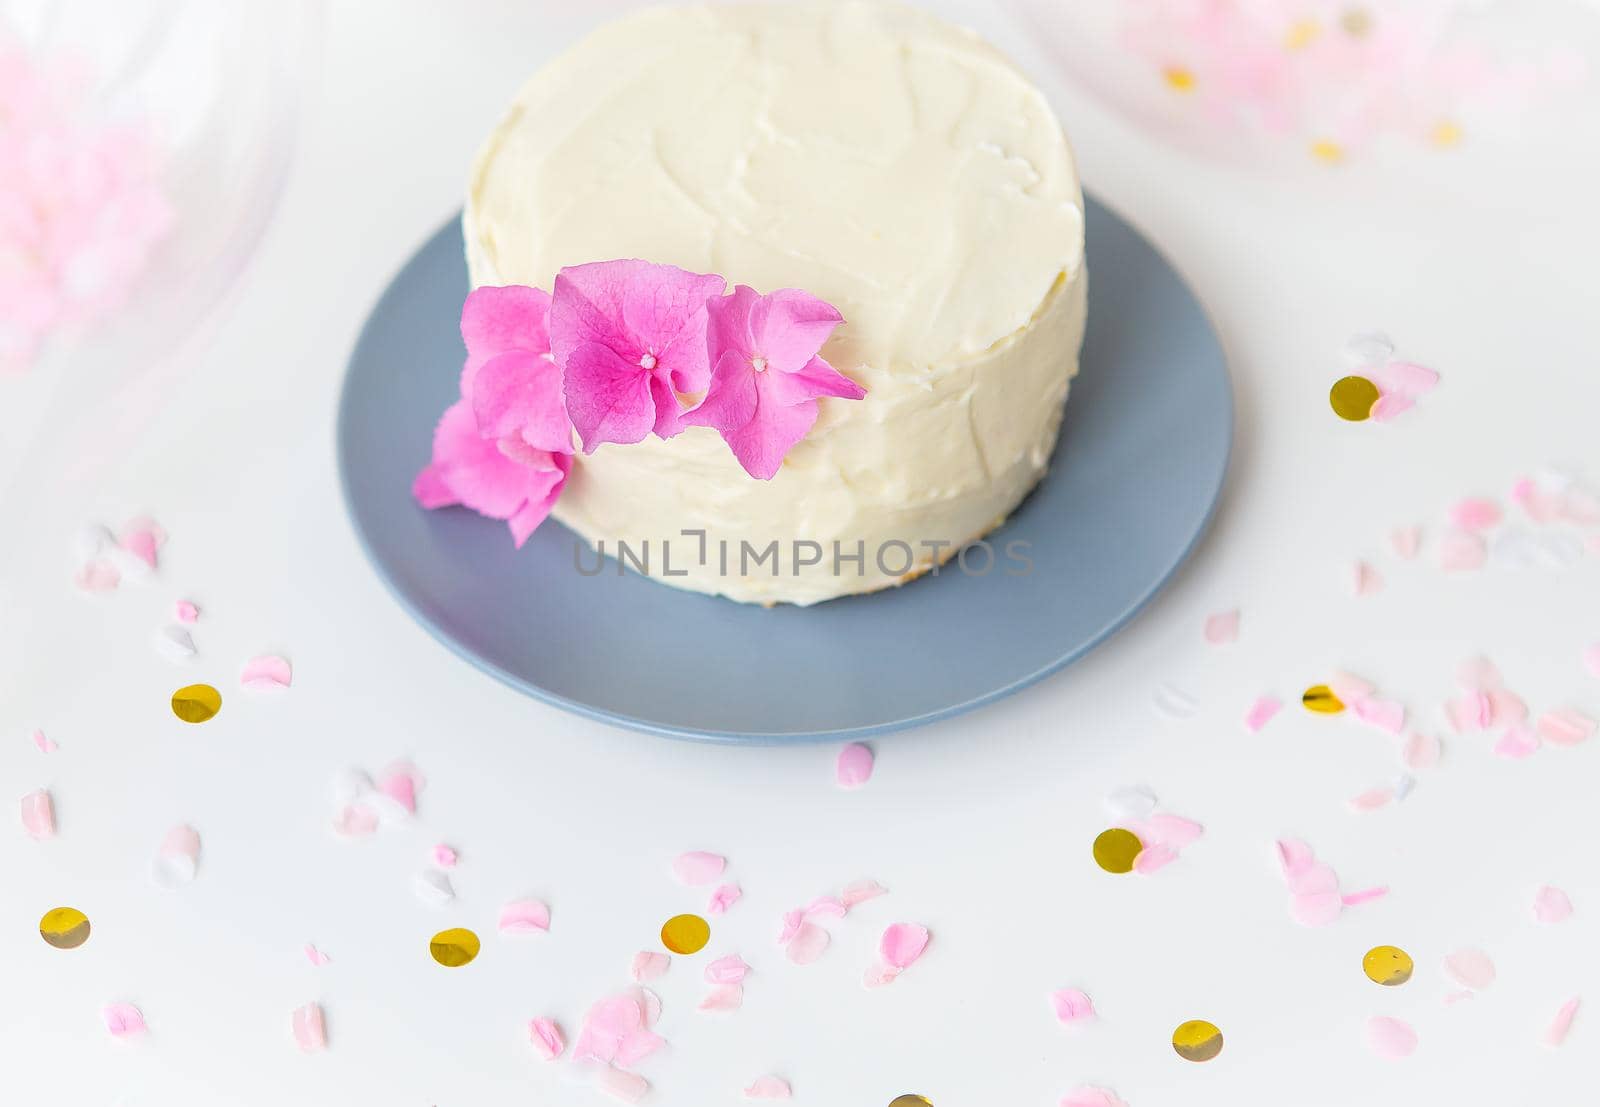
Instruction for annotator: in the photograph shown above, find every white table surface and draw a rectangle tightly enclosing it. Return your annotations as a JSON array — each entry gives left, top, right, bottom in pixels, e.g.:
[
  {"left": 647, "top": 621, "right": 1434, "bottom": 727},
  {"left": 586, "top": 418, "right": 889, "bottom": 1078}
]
[{"left": 5, "top": 2, "right": 1600, "bottom": 1104}]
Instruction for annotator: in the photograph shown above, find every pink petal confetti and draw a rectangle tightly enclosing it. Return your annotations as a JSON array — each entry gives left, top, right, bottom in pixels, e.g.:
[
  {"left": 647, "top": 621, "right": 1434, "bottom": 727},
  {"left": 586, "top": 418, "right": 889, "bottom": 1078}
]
[
  {"left": 1352, "top": 697, "right": 1406, "bottom": 735},
  {"left": 303, "top": 944, "right": 331, "bottom": 966},
  {"left": 1457, "top": 656, "right": 1504, "bottom": 689},
  {"left": 1538, "top": 709, "right": 1595, "bottom": 748},
  {"left": 528, "top": 1016, "right": 565, "bottom": 1060},
  {"left": 1389, "top": 526, "right": 1422, "bottom": 559},
  {"left": 117, "top": 518, "right": 165, "bottom": 571},
  {"left": 1545, "top": 998, "right": 1581, "bottom": 1047},
  {"left": 291, "top": 1003, "right": 326, "bottom": 1052},
  {"left": 1243, "top": 695, "right": 1282, "bottom": 734},
  {"left": 239, "top": 654, "right": 292, "bottom": 691},
  {"left": 803, "top": 895, "right": 847, "bottom": 920},
  {"left": 74, "top": 560, "right": 120, "bottom": 593},
  {"left": 151, "top": 824, "right": 200, "bottom": 887},
  {"left": 1144, "top": 813, "right": 1205, "bottom": 848},
  {"left": 1585, "top": 644, "right": 1600, "bottom": 679},
  {"left": 672, "top": 850, "right": 727, "bottom": 886},
  {"left": 1534, "top": 885, "right": 1574, "bottom": 924},
  {"left": 879, "top": 922, "right": 930, "bottom": 970},
  {"left": 1050, "top": 988, "right": 1096, "bottom": 1025},
  {"left": 1291, "top": 892, "right": 1344, "bottom": 927},
  {"left": 1328, "top": 670, "right": 1375, "bottom": 703},
  {"left": 840, "top": 878, "right": 887, "bottom": 908},
  {"left": 1438, "top": 529, "right": 1488, "bottom": 571},
  {"left": 20, "top": 789, "right": 54, "bottom": 839},
  {"left": 1349, "top": 560, "right": 1384, "bottom": 596},
  {"left": 1402, "top": 732, "right": 1441, "bottom": 770},
  {"left": 835, "top": 742, "right": 874, "bottom": 788},
  {"left": 743, "top": 1075, "right": 793, "bottom": 1099},
  {"left": 1133, "top": 842, "right": 1178, "bottom": 873},
  {"left": 1341, "top": 886, "right": 1389, "bottom": 907},
  {"left": 1060, "top": 1088, "right": 1130, "bottom": 1107},
  {"left": 431, "top": 843, "right": 458, "bottom": 868},
  {"left": 705, "top": 954, "right": 751, "bottom": 985},
  {"left": 785, "top": 922, "right": 830, "bottom": 965},
  {"left": 708, "top": 883, "right": 742, "bottom": 915},
  {"left": 1449, "top": 496, "right": 1502, "bottom": 532},
  {"left": 862, "top": 961, "right": 903, "bottom": 988},
  {"left": 1444, "top": 948, "right": 1497, "bottom": 990},
  {"left": 174, "top": 599, "right": 200, "bottom": 623},
  {"left": 498, "top": 899, "right": 551, "bottom": 935},
  {"left": 699, "top": 983, "right": 744, "bottom": 1012},
  {"left": 631, "top": 951, "right": 670, "bottom": 983},
  {"left": 1493, "top": 724, "right": 1540, "bottom": 760},
  {"left": 375, "top": 761, "right": 422, "bottom": 816},
  {"left": 103, "top": 1003, "right": 147, "bottom": 1038},
  {"left": 30, "top": 729, "right": 56, "bottom": 754},
  {"left": 1368, "top": 392, "right": 1413, "bottom": 422},
  {"left": 1276, "top": 838, "right": 1317, "bottom": 877},
  {"left": 596, "top": 1067, "right": 651, "bottom": 1103},
  {"left": 1348, "top": 786, "right": 1395, "bottom": 813},
  {"left": 1366, "top": 1015, "right": 1418, "bottom": 1059},
  {"left": 331, "top": 804, "right": 378, "bottom": 837},
  {"left": 1203, "top": 609, "right": 1239, "bottom": 644}
]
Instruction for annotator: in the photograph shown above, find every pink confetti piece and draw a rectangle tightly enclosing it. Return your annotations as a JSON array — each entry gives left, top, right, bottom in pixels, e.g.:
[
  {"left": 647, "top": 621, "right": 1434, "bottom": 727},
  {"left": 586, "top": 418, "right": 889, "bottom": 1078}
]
[
  {"left": 1060, "top": 1088, "right": 1129, "bottom": 1107},
  {"left": 498, "top": 899, "right": 551, "bottom": 935},
  {"left": 1349, "top": 560, "right": 1383, "bottom": 596},
  {"left": 1438, "top": 529, "right": 1488, "bottom": 572},
  {"left": 1444, "top": 989, "right": 1475, "bottom": 1006},
  {"left": 431, "top": 843, "right": 458, "bottom": 868},
  {"left": 705, "top": 954, "right": 751, "bottom": 985},
  {"left": 1050, "top": 988, "right": 1096, "bottom": 1025},
  {"left": 239, "top": 654, "right": 292, "bottom": 691},
  {"left": 1492, "top": 724, "right": 1539, "bottom": 759},
  {"left": 880, "top": 922, "right": 930, "bottom": 970},
  {"left": 291, "top": 1003, "right": 326, "bottom": 1052},
  {"left": 803, "top": 895, "right": 847, "bottom": 919},
  {"left": 1291, "top": 892, "right": 1343, "bottom": 927},
  {"left": 1444, "top": 948, "right": 1496, "bottom": 990},
  {"left": 708, "top": 883, "right": 742, "bottom": 915},
  {"left": 672, "top": 850, "right": 727, "bottom": 886},
  {"left": 1243, "top": 695, "right": 1282, "bottom": 734},
  {"left": 699, "top": 983, "right": 744, "bottom": 1012},
  {"left": 1366, "top": 1016, "right": 1417, "bottom": 1059},
  {"left": 151, "top": 824, "right": 200, "bottom": 887},
  {"left": 303, "top": 944, "right": 331, "bottom": 966},
  {"left": 1352, "top": 697, "right": 1406, "bottom": 735},
  {"left": 331, "top": 803, "right": 378, "bottom": 837},
  {"left": 631, "top": 951, "right": 670, "bottom": 983},
  {"left": 1545, "top": 998, "right": 1581, "bottom": 1047},
  {"left": 30, "top": 729, "right": 56, "bottom": 753},
  {"left": 20, "top": 789, "right": 54, "bottom": 839},
  {"left": 835, "top": 742, "right": 875, "bottom": 788},
  {"left": 174, "top": 599, "right": 199, "bottom": 623},
  {"left": 1348, "top": 786, "right": 1395, "bottom": 813},
  {"left": 840, "top": 878, "right": 887, "bottom": 907},
  {"left": 1457, "top": 656, "right": 1504, "bottom": 689},
  {"left": 103, "top": 1003, "right": 147, "bottom": 1038},
  {"left": 528, "top": 1016, "right": 565, "bottom": 1060},
  {"left": 1401, "top": 732, "right": 1441, "bottom": 770},
  {"left": 1133, "top": 842, "right": 1178, "bottom": 873},
  {"left": 1389, "top": 526, "right": 1422, "bottom": 560},
  {"left": 743, "top": 1075, "right": 793, "bottom": 1099},
  {"left": 596, "top": 1067, "right": 651, "bottom": 1103},
  {"left": 375, "top": 761, "right": 423, "bottom": 816},
  {"left": 74, "top": 559, "right": 121, "bottom": 593},
  {"left": 1584, "top": 644, "right": 1600, "bottom": 679},
  {"left": 571, "top": 989, "right": 665, "bottom": 1069},
  {"left": 1449, "top": 497, "right": 1503, "bottom": 532},
  {"left": 116, "top": 519, "right": 164, "bottom": 572},
  {"left": 785, "top": 922, "right": 830, "bottom": 965},
  {"left": 1369, "top": 392, "right": 1413, "bottom": 422},
  {"left": 1538, "top": 709, "right": 1595, "bottom": 748},
  {"left": 1534, "top": 885, "right": 1574, "bottom": 924},
  {"left": 1328, "top": 670, "right": 1375, "bottom": 703},
  {"left": 1203, "top": 609, "right": 1239, "bottom": 644},
  {"left": 1341, "top": 886, "right": 1389, "bottom": 907}
]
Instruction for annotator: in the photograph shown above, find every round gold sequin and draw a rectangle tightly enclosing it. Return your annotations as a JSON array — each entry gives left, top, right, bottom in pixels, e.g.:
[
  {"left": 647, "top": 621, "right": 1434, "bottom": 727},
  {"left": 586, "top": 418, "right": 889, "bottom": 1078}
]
[
  {"left": 1302, "top": 684, "right": 1346, "bottom": 714},
  {"left": 1340, "top": 6, "right": 1374, "bottom": 37},
  {"left": 39, "top": 906, "right": 91, "bottom": 950},
  {"left": 429, "top": 927, "right": 480, "bottom": 967},
  {"left": 1311, "top": 138, "right": 1346, "bottom": 165},
  {"left": 1431, "top": 121, "right": 1463, "bottom": 148},
  {"left": 1162, "top": 66, "right": 1197, "bottom": 92},
  {"left": 1363, "top": 944, "right": 1414, "bottom": 986},
  {"left": 171, "top": 683, "right": 222, "bottom": 724},
  {"left": 1092, "top": 828, "right": 1143, "bottom": 874},
  {"left": 1172, "top": 1019, "right": 1224, "bottom": 1062},
  {"left": 888, "top": 1097, "right": 932, "bottom": 1107},
  {"left": 660, "top": 913, "right": 710, "bottom": 955},
  {"left": 1329, "top": 375, "right": 1381, "bottom": 421}
]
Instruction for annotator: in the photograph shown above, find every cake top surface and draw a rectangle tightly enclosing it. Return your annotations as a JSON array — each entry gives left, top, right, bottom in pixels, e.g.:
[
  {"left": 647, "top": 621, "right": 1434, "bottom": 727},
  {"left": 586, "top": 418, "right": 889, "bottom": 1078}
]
[{"left": 466, "top": 1, "right": 1083, "bottom": 374}]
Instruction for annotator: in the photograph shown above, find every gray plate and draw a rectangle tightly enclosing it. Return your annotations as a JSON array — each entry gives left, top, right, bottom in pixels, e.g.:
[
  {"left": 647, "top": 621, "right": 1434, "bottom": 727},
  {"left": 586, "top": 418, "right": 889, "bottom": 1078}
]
[{"left": 337, "top": 197, "right": 1232, "bottom": 743}]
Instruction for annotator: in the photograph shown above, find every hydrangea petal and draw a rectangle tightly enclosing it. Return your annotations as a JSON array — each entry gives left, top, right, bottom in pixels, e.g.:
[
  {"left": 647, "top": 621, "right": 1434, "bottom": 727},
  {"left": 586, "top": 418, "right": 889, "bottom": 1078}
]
[
  {"left": 471, "top": 350, "right": 569, "bottom": 453},
  {"left": 460, "top": 284, "right": 552, "bottom": 392},
  {"left": 561, "top": 341, "right": 657, "bottom": 451},
  {"left": 747, "top": 287, "right": 843, "bottom": 375}
]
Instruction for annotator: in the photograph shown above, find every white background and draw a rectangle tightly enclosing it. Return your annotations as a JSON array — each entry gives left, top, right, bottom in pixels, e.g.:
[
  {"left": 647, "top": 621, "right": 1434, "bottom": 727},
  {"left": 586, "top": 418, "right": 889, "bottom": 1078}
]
[{"left": 4, "top": 2, "right": 1599, "bottom": 1104}]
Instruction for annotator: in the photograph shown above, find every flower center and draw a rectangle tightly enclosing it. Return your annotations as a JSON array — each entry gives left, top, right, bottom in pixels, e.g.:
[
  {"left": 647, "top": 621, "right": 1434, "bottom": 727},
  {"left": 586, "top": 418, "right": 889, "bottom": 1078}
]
[
  {"left": 639, "top": 352, "right": 657, "bottom": 370},
  {"left": 751, "top": 356, "right": 768, "bottom": 373}
]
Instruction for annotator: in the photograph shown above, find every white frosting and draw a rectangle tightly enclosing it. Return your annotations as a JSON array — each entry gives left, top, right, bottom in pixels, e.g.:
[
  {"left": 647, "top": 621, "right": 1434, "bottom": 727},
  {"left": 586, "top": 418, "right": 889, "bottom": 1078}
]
[{"left": 464, "top": 0, "right": 1086, "bottom": 604}]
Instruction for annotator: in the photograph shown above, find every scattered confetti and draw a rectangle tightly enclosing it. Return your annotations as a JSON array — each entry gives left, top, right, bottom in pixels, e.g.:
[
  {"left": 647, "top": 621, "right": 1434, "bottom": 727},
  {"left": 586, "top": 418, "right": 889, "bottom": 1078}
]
[
  {"left": 631, "top": 951, "right": 670, "bottom": 983},
  {"left": 1277, "top": 839, "right": 1385, "bottom": 926},
  {"left": 431, "top": 844, "right": 458, "bottom": 868},
  {"left": 154, "top": 624, "right": 197, "bottom": 662},
  {"left": 429, "top": 927, "right": 481, "bottom": 967},
  {"left": 1450, "top": 497, "right": 1502, "bottom": 532},
  {"left": 1545, "top": 998, "right": 1581, "bottom": 1047},
  {"left": 1348, "top": 785, "right": 1395, "bottom": 813},
  {"left": 528, "top": 1016, "right": 565, "bottom": 1060},
  {"left": 1050, "top": 988, "right": 1096, "bottom": 1026},
  {"left": 1329, "top": 375, "right": 1380, "bottom": 421},
  {"left": 414, "top": 870, "right": 455, "bottom": 908},
  {"left": 571, "top": 988, "right": 665, "bottom": 1070},
  {"left": 705, "top": 954, "right": 751, "bottom": 985},
  {"left": 1092, "top": 827, "right": 1143, "bottom": 874},
  {"left": 596, "top": 1066, "right": 651, "bottom": 1103},
  {"left": 498, "top": 898, "right": 550, "bottom": 935},
  {"left": 1302, "top": 685, "right": 1344, "bottom": 714},
  {"left": 1585, "top": 644, "right": 1600, "bottom": 679},
  {"left": 1060, "top": 1088, "right": 1128, "bottom": 1107},
  {"left": 1243, "top": 695, "right": 1282, "bottom": 734},
  {"left": 785, "top": 922, "right": 830, "bottom": 965},
  {"left": 699, "top": 983, "right": 744, "bottom": 1011},
  {"left": 1402, "top": 732, "right": 1441, "bottom": 770},
  {"left": 708, "top": 883, "right": 742, "bottom": 915},
  {"left": 1438, "top": 529, "right": 1488, "bottom": 572},
  {"left": 672, "top": 851, "right": 727, "bottom": 886},
  {"left": 291, "top": 1003, "right": 326, "bottom": 1052},
  {"left": 1152, "top": 682, "right": 1197, "bottom": 719},
  {"left": 1366, "top": 1015, "right": 1417, "bottom": 1059},
  {"left": 744, "top": 1075, "right": 793, "bottom": 1099},
  {"left": 1351, "top": 695, "right": 1405, "bottom": 735},
  {"left": 1172, "top": 1019, "right": 1223, "bottom": 1062},
  {"left": 150, "top": 825, "right": 200, "bottom": 887},
  {"left": 888, "top": 1096, "right": 932, "bottom": 1106},
  {"left": 39, "top": 906, "right": 90, "bottom": 949},
  {"left": 303, "top": 944, "right": 331, "bottom": 966},
  {"left": 174, "top": 599, "right": 200, "bottom": 623},
  {"left": 1537, "top": 709, "right": 1595, "bottom": 748},
  {"left": 865, "top": 922, "right": 930, "bottom": 987},
  {"left": 1349, "top": 560, "right": 1383, "bottom": 596},
  {"left": 30, "top": 729, "right": 56, "bottom": 753},
  {"left": 171, "top": 683, "right": 222, "bottom": 724},
  {"left": 116, "top": 518, "right": 165, "bottom": 575},
  {"left": 239, "top": 654, "right": 292, "bottom": 691},
  {"left": 1492, "top": 725, "right": 1539, "bottom": 760},
  {"left": 1363, "top": 945, "right": 1414, "bottom": 986},
  {"left": 841, "top": 878, "right": 887, "bottom": 907},
  {"left": 835, "top": 742, "right": 874, "bottom": 788},
  {"left": 103, "top": 1003, "right": 147, "bottom": 1038},
  {"left": 1204, "top": 609, "right": 1239, "bottom": 644},
  {"left": 1534, "top": 885, "right": 1574, "bottom": 924},
  {"left": 1443, "top": 947, "right": 1496, "bottom": 991},
  {"left": 1390, "top": 526, "right": 1422, "bottom": 559},
  {"left": 1104, "top": 785, "right": 1158, "bottom": 821},
  {"left": 20, "top": 788, "right": 55, "bottom": 838},
  {"left": 375, "top": 761, "right": 423, "bottom": 815},
  {"left": 661, "top": 913, "right": 710, "bottom": 955}
]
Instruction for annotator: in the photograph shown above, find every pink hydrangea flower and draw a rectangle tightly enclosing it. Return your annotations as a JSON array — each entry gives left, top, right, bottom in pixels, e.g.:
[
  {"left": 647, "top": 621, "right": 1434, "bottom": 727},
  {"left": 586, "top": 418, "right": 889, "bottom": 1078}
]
[
  {"left": 413, "top": 401, "right": 569, "bottom": 547},
  {"left": 549, "top": 259, "right": 726, "bottom": 450},
  {"left": 683, "top": 286, "right": 865, "bottom": 479}
]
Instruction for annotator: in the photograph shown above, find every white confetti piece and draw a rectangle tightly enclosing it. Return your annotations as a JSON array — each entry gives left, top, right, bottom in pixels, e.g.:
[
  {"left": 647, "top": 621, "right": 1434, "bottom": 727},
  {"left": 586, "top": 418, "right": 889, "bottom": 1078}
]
[
  {"left": 1152, "top": 683, "right": 1197, "bottom": 720},
  {"left": 414, "top": 870, "right": 455, "bottom": 908},
  {"left": 154, "top": 624, "right": 197, "bottom": 662},
  {"left": 150, "top": 825, "right": 200, "bottom": 887},
  {"left": 1104, "top": 785, "right": 1158, "bottom": 821}
]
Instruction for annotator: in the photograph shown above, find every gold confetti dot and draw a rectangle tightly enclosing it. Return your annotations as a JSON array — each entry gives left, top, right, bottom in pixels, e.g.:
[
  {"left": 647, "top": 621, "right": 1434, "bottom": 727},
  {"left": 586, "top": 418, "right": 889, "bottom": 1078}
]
[
  {"left": 1311, "top": 139, "right": 1345, "bottom": 164},
  {"left": 1329, "top": 375, "right": 1381, "bottom": 421},
  {"left": 1284, "top": 19, "right": 1321, "bottom": 49},
  {"left": 1302, "top": 684, "right": 1346, "bottom": 714},
  {"left": 429, "top": 927, "right": 480, "bottom": 967},
  {"left": 1340, "top": 6, "right": 1374, "bottom": 37},
  {"left": 40, "top": 906, "right": 91, "bottom": 950},
  {"left": 1173, "top": 1019, "right": 1224, "bottom": 1062},
  {"left": 171, "top": 683, "right": 222, "bottom": 724},
  {"left": 661, "top": 913, "right": 710, "bottom": 955},
  {"left": 1092, "top": 828, "right": 1143, "bottom": 874},
  {"left": 1363, "top": 945, "right": 1414, "bottom": 986},
  {"left": 1431, "top": 121, "right": 1463, "bottom": 148},
  {"left": 1162, "top": 66, "right": 1197, "bottom": 92},
  {"left": 888, "top": 1097, "right": 932, "bottom": 1107}
]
